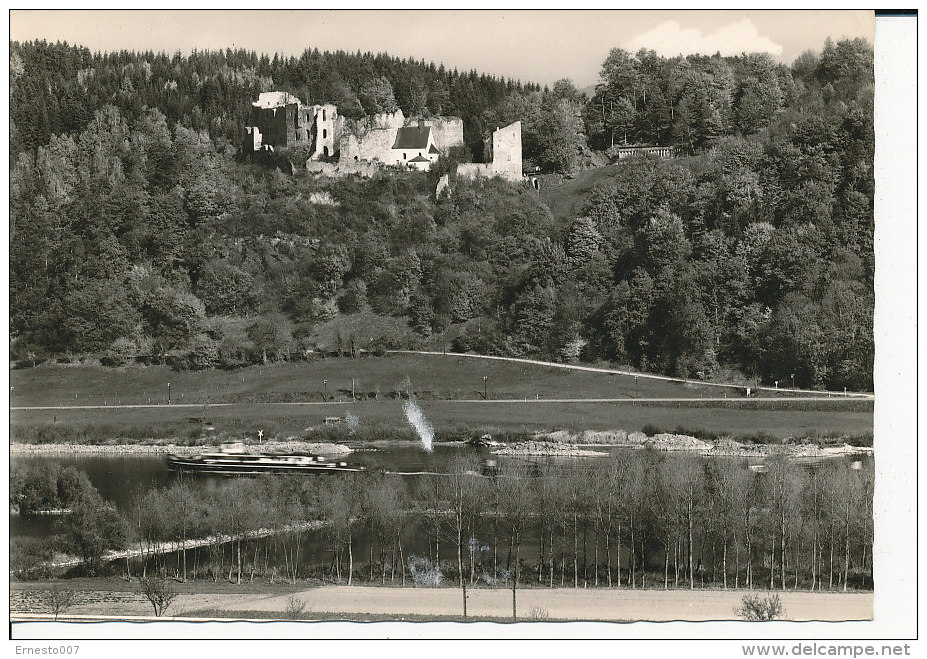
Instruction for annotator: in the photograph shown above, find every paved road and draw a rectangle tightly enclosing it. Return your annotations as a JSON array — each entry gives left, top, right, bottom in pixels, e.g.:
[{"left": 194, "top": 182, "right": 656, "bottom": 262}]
[{"left": 11, "top": 586, "right": 872, "bottom": 624}]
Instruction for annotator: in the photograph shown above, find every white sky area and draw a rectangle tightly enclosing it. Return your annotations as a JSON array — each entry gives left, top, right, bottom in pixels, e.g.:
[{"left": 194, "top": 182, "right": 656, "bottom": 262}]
[{"left": 10, "top": 9, "right": 874, "bottom": 88}]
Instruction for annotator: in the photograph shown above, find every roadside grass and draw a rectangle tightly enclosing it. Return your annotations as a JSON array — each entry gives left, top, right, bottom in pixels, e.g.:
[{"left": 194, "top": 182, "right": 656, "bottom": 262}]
[{"left": 10, "top": 354, "right": 827, "bottom": 409}]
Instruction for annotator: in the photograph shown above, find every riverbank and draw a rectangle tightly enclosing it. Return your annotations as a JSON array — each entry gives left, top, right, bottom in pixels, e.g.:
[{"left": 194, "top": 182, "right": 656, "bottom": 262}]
[
  {"left": 493, "top": 440, "right": 608, "bottom": 457},
  {"left": 10, "top": 580, "right": 872, "bottom": 622},
  {"left": 535, "top": 430, "right": 875, "bottom": 459},
  {"left": 10, "top": 435, "right": 874, "bottom": 461}
]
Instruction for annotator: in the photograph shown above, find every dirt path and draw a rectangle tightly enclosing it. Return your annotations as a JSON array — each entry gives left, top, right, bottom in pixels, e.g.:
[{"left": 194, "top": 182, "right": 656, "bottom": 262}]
[{"left": 11, "top": 585, "right": 872, "bottom": 622}]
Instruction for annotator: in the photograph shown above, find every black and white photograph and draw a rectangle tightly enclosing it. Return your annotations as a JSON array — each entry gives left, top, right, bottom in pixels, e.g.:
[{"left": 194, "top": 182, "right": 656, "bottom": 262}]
[{"left": 6, "top": 7, "right": 917, "bottom": 651}]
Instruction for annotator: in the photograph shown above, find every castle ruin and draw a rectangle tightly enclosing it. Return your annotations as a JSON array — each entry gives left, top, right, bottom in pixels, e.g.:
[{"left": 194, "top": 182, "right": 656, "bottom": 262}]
[
  {"left": 436, "top": 121, "right": 524, "bottom": 195},
  {"left": 243, "top": 92, "right": 469, "bottom": 173},
  {"left": 244, "top": 92, "right": 341, "bottom": 160}
]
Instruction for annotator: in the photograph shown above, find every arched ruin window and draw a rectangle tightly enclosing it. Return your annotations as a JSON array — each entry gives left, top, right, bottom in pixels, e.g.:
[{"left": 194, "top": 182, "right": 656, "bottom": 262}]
[
  {"left": 323, "top": 146, "right": 329, "bottom": 157},
  {"left": 322, "top": 109, "right": 327, "bottom": 121},
  {"left": 323, "top": 129, "right": 327, "bottom": 138}
]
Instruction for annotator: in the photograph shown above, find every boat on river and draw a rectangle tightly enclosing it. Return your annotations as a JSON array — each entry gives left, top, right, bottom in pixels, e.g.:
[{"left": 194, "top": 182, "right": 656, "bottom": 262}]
[{"left": 166, "top": 443, "right": 365, "bottom": 475}]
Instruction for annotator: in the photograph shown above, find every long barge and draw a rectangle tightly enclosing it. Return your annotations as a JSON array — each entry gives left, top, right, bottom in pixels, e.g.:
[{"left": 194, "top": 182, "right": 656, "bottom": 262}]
[{"left": 166, "top": 443, "right": 365, "bottom": 475}]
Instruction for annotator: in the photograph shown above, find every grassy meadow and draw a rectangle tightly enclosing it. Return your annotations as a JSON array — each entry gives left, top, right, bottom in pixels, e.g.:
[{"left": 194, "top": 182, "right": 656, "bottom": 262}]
[{"left": 10, "top": 354, "right": 872, "bottom": 445}]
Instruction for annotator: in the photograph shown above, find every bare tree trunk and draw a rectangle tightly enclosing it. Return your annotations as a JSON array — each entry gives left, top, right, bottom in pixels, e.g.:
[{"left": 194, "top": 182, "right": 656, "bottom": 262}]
[
  {"left": 616, "top": 522, "right": 621, "bottom": 589},
  {"left": 573, "top": 512, "right": 579, "bottom": 588},
  {"left": 398, "top": 528, "right": 405, "bottom": 586},
  {"left": 688, "top": 496, "right": 694, "bottom": 590},
  {"left": 811, "top": 529, "right": 817, "bottom": 591},
  {"left": 769, "top": 544, "right": 775, "bottom": 590},
  {"left": 582, "top": 525, "right": 588, "bottom": 587},
  {"left": 781, "top": 509, "right": 787, "bottom": 591},
  {"left": 493, "top": 519, "right": 498, "bottom": 578},
  {"left": 734, "top": 533, "right": 739, "bottom": 590},
  {"left": 844, "top": 500, "right": 851, "bottom": 593},
  {"left": 549, "top": 528, "right": 555, "bottom": 588},
  {"left": 605, "top": 531, "right": 612, "bottom": 588},
  {"left": 511, "top": 533, "right": 520, "bottom": 620},
  {"left": 470, "top": 521, "right": 477, "bottom": 586},
  {"left": 629, "top": 521, "right": 635, "bottom": 589},
  {"left": 640, "top": 537, "right": 646, "bottom": 588},
  {"left": 793, "top": 536, "right": 799, "bottom": 590},
  {"left": 294, "top": 532, "right": 301, "bottom": 584},
  {"left": 723, "top": 541, "right": 727, "bottom": 589},
  {"left": 664, "top": 537, "right": 669, "bottom": 589},
  {"left": 457, "top": 520, "right": 466, "bottom": 617},
  {"left": 348, "top": 534, "right": 354, "bottom": 586}
]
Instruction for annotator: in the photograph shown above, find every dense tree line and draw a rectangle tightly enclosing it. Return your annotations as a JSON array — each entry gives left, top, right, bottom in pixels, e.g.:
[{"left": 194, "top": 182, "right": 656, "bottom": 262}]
[
  {"left": 13, "top": 455, "right": 874, "bottom": 599},
  {"left": 10, "top": 41, "right": 538, "bottom": 163},
  {"left": 11, "top": 464, "right": 129, "bottom": 575},
  {"left": 9, "top": 38, "right": 873, "bottom": 390}
]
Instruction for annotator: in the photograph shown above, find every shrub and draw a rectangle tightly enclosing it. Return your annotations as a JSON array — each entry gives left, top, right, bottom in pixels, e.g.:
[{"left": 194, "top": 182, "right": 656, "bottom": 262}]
[
  {"left": 528, "top": 606, "right": 550, "bottom": 620},
  {"left": 44, "top": 584, "right": 80, "bottom": 621},
  {"left": 138, "top": 574, "right": 179, "bottom": 617},
  {"left": 407, "top": 556, "right": 443, "bottom": 586},
  {"left": 736, "top": 594, "right": 784, "bottom": 621},
  {"left": 641, "top": 424, "right": 663, "bottom": 437},
  {"left": 283, "top": 594, "right": 309, "bottom": 619},
  {"left": 101, "top": 337, "right": 142, "bottom": 367}
]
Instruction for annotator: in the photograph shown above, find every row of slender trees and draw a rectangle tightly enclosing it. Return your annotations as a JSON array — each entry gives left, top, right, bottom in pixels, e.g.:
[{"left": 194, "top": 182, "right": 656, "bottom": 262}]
[{"left": 19, "top": 453, "right": 873, "bottom": 599}]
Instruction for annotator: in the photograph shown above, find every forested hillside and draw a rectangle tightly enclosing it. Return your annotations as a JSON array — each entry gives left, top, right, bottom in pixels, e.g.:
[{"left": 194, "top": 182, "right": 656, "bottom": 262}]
[{"left": 9, "top": 39, "right": 874, "bottom": 390}]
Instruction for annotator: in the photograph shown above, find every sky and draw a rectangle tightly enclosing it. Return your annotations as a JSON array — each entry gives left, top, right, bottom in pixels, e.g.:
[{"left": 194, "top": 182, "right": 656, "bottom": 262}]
[{"left": 10, "top": 9, "right": 874, "bottom": 88}]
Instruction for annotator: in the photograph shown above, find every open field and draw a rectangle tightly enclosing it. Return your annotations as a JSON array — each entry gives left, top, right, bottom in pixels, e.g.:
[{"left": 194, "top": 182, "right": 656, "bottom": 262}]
[
  {"left": 10, "top": 399, "right": 873, "bottom": 444},
  {"left": 10, "top": 353, "right": 848, "bottom": 408},
  {"left": 10, "top": 580, "right": 871, "bottom": 623},
  {"left": 10, "top": 354, "right": 872, "bottom": 443}
]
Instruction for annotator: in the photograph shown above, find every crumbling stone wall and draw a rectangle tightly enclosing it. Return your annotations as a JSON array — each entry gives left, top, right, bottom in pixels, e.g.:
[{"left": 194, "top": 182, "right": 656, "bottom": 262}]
[
  {"left": 250, "top": 101, "right": 301, "bottom": 149},
  {"left": 341, "top": 109, "right": 406, "bottom": 163},
  {"left": 415, "top": 116, "right": 464, "bottom": 152},
  {"left": 491, "top": 121, "right": 522, "bottom": 181},
  {"left": 305, "top": 159, "right": 379, "bottom": 178},
  {"left": 308, "top": 104, "right": 340, "bottom": 158}
]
